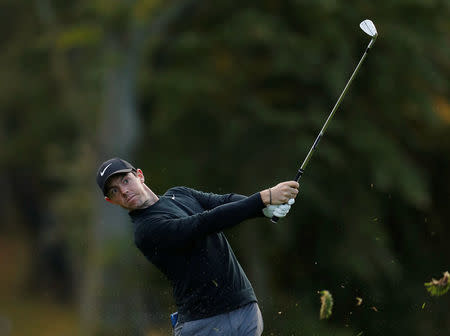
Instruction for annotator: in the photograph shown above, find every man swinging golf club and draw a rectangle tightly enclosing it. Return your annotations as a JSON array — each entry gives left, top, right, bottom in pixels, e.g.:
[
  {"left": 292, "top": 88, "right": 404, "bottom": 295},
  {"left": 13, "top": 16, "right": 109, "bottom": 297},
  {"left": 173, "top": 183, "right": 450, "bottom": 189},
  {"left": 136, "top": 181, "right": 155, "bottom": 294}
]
[
  {"left": 96, "top": 157, "right": 298, "bottom": 336},
  {"left": 95, "top": 17, "right": 378, "bottom": 334}
]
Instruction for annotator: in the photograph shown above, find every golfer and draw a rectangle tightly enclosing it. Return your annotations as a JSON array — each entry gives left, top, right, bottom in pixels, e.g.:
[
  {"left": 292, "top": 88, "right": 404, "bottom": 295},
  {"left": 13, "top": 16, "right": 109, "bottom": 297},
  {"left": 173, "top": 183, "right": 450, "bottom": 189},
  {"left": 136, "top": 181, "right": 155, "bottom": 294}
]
[{"left": 96, "top": 158, "right": 299, "bottom": 336}]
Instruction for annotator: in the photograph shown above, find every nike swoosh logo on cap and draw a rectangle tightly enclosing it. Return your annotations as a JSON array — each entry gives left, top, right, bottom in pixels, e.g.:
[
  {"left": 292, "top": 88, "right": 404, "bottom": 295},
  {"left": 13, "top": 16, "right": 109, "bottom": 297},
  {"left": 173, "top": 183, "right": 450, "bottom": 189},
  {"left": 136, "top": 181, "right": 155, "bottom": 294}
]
[{"left": 100, "top": 163, "right": 113, "bottom": 176}]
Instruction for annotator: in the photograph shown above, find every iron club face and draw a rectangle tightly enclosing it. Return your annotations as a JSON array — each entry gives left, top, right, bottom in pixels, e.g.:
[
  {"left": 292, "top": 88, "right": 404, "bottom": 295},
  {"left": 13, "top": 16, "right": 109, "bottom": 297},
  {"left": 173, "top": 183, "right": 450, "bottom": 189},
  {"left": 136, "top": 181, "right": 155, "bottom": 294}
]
[{"left": 360, "top": 19, "right": 378, "bottom": 38}]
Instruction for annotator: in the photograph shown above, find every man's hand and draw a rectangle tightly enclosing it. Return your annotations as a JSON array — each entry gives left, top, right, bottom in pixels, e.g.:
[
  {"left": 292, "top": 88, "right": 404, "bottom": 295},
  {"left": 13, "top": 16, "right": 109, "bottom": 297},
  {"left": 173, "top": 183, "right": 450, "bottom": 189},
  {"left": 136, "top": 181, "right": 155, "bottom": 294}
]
[
  {"left": 263, "top": 199, "right": 295, "bottom": 218},
  {"left": 260, "top": 181, "right": 299, "bottom": 205}
]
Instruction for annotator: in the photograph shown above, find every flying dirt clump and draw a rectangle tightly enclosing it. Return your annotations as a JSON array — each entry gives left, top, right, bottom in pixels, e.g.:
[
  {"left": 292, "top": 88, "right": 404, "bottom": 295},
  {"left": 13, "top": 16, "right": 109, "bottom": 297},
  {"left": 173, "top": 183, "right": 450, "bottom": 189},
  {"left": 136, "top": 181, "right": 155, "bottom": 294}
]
[{"left": 424, "top": 271, "right": 449, "bottom": 297}]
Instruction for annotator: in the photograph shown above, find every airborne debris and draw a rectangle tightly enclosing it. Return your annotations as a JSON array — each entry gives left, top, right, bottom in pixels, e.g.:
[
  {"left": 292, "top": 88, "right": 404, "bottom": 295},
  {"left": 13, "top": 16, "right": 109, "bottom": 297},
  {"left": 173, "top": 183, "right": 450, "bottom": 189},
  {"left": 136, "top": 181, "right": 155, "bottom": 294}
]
[
  {"left": 371, "top": 306, "right": 378, "bottom": 312},
  {"left": 424, "top": 271, "right": 449, "bottom": 297},
  {"left": 356, "top": 297, "right": 363, "bottom": 306},
  {"left": 318, "top": 290, "right": 333, "bottom": 319}
]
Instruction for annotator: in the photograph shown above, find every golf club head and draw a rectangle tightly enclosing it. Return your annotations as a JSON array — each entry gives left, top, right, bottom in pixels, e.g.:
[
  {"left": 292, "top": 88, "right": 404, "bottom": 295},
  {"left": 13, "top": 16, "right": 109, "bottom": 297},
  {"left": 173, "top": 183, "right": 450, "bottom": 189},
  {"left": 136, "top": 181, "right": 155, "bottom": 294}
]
[{"left": 360, "top": 19, "right": 378, "bottom": 38}]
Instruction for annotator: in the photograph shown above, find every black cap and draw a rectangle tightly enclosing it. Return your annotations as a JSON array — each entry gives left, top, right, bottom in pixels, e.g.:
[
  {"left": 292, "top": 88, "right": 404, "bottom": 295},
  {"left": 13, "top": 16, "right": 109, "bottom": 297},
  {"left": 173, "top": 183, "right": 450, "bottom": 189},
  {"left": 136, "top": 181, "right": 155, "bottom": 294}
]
[{"left": 96, "top": 158, "right": 136, "bottom": 195}]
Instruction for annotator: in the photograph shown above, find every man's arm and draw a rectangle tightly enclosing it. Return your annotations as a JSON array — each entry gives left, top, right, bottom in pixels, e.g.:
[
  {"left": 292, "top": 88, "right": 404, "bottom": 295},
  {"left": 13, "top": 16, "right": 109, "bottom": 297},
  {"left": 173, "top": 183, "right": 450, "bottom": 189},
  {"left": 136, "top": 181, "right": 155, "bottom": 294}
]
[
  {"left": 186, "top": 188, "right": 247, "bottom": 210},
  {"left": 135, "top": 192, "right": 264, "bottom": 250},
  {"left": 135, "top": 181, "right": 300, "bottom": 250},
  {"left": 178, "top": 180, "right": 299, "bottom": 210}
]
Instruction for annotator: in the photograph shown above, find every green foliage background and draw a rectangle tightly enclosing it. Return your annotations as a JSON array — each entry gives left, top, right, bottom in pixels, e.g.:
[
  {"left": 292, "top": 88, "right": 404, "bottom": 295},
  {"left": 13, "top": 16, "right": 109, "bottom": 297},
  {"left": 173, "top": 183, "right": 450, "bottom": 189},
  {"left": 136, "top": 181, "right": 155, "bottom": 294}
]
[{"left": 1, "top": 0, "right": 449, "bottom": 335}]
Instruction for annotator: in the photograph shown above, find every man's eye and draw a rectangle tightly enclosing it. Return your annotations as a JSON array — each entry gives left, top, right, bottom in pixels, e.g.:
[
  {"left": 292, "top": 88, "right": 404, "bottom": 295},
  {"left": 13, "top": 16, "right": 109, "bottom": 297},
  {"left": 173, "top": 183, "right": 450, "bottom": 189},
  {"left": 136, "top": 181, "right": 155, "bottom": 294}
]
[
  {"left": 110, "top": 188, "right": 117, "bottom": 196},
  {"left": 123, "top": 179, "right": 129, "bottom": 184}
]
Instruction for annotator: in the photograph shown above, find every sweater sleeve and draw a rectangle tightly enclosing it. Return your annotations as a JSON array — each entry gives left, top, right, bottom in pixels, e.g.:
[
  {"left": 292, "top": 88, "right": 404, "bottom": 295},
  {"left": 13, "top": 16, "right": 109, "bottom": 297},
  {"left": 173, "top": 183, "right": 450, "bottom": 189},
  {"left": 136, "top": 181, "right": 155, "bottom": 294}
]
[
  {"left": 185, "top": 187, "right": 247, "bottom": 210},
  {"left": 135, "top": 192, "right": 265, "bottom": 250}
]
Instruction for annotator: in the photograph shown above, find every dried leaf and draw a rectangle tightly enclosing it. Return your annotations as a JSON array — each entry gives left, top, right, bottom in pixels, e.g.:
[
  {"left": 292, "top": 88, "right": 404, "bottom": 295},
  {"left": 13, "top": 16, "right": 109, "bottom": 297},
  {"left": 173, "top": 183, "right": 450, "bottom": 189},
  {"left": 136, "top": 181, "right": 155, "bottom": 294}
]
[{"left": 319, "top": 290, "right": 333, "bottom": 319}]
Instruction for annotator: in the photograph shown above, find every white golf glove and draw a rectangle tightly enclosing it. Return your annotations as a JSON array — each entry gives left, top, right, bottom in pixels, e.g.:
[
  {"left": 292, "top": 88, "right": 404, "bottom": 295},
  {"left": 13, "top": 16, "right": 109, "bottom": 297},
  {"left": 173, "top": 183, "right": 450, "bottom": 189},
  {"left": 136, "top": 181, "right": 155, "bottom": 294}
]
[{"left": 263, "top": 198, "right": 295, "bottom": 218}]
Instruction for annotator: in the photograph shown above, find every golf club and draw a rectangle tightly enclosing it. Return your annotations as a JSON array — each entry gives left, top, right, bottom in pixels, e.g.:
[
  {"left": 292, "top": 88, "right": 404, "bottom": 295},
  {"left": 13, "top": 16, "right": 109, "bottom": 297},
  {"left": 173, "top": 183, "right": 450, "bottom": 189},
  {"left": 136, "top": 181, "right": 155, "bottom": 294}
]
[{"left": 272, "top": 19, "right": 378, "bottom": 223}]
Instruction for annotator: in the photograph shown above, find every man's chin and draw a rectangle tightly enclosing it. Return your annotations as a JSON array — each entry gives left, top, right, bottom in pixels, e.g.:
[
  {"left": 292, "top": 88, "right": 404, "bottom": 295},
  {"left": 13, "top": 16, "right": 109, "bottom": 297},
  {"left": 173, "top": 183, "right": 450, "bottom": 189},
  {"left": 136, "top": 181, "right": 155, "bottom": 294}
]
[
  {"left": 120, "top": 197, "right": 150, "bottom": 211},
  {"left": 121, "top": 201, "right": 140, "bottom": 211}
]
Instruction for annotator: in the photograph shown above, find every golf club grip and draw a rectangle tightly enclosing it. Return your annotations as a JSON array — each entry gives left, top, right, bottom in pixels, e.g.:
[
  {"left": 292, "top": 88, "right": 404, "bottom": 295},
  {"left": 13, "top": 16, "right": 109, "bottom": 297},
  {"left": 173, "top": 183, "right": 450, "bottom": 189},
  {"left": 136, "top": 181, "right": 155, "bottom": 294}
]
[
  {"left": 271, "top": 169, "right": 304, "bottom": 223},
  {"left": 271, "top": 216, "right": 280, "bottom": 224}
]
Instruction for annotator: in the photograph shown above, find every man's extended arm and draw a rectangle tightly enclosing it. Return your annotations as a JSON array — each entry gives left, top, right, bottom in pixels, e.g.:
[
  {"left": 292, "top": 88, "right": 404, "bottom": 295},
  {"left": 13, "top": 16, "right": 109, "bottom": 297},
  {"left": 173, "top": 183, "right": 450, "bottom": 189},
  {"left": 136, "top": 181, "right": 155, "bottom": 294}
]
[
  {"left": 185, "top": 187, "right": 247, "bottom": 210},
  {"left": 183, "top": 180, "right": 299, "bottom": 209},
  {"left": 135, "top": 181, "right": 299, "bottom": 250},
  {"left": 135, "top": 192, "right": 264, "bottom": 250}
]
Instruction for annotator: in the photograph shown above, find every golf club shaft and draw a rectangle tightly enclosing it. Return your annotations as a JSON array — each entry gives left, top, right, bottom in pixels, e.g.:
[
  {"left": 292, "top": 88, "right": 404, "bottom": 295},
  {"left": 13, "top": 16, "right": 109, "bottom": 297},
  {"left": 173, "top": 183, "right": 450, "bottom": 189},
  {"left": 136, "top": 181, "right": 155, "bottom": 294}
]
[{"left": 271, "top": 38, "right": 376, "bottom": 223}]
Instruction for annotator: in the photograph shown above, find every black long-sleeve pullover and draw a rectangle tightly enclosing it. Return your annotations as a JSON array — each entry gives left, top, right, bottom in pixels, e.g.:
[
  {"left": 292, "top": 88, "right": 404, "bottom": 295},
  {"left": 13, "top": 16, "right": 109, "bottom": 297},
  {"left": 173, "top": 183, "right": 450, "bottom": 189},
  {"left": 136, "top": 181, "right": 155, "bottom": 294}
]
[{"left": 129, "top": 186, "right": 265, "bottom": 322}]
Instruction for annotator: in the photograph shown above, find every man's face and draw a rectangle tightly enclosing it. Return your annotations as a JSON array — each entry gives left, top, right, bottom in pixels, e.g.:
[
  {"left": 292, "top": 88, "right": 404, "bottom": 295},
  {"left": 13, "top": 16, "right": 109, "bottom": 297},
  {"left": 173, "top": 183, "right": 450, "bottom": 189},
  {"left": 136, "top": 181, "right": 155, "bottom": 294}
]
[{"left": 104, "top": 170, "right": 149, "bottom": 210}]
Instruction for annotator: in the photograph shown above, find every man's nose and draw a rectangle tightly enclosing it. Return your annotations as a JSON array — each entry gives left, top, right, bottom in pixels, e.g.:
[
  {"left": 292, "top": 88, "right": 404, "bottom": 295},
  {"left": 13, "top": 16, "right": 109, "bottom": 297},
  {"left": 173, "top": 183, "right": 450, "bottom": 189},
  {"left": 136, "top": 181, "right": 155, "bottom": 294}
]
[{"left": 119, "top": 185, "right": 129, "bottom": 196}]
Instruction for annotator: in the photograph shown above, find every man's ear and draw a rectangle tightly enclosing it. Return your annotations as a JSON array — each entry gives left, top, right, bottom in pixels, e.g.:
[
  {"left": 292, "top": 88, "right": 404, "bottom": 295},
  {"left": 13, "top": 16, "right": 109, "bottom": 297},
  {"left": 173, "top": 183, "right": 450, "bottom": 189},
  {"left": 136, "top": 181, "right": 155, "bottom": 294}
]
[{"left": 136, "top": 169, "right": 145, "bottom": 182}]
